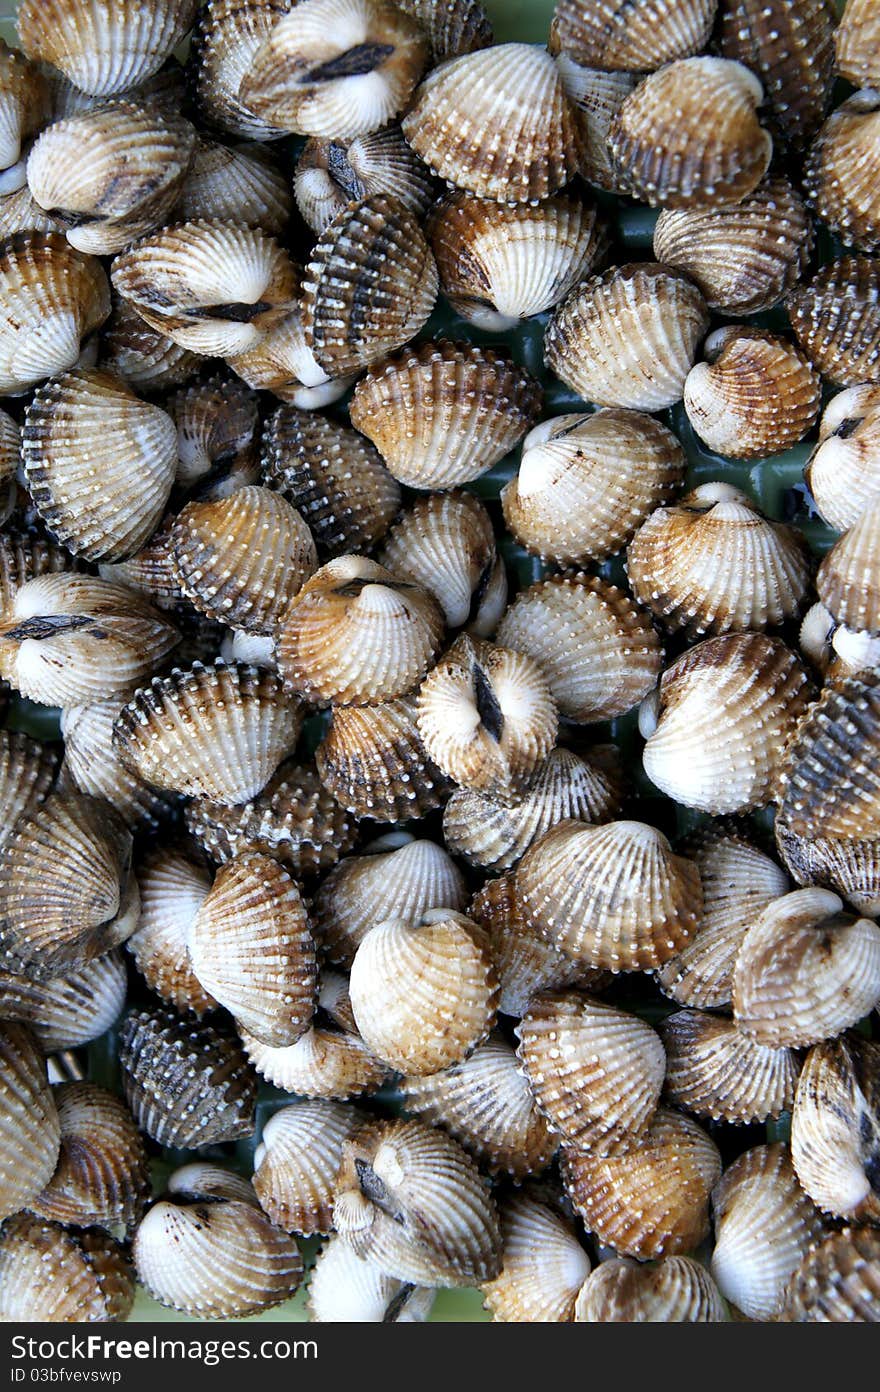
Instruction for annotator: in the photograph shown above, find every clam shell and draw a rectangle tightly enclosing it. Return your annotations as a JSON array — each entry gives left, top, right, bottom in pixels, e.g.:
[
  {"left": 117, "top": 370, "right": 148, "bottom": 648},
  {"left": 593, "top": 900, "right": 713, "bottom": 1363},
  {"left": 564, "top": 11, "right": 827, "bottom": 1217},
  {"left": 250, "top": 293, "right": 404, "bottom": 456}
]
[
  {"left": 31, "top": 1081, "right": 149, "bottom": 1232},
  {"left": 781, "top": 1226, "right": 880, "bottom": 1322},
  {"left": 113, "top": 661, "right": 301, "bottom": 806},
  {"left": 503, "top": 409, "right": 686, "bottom": 567},
  {"left": 787, "top": 254, "right": 880, "bottom": 386},
  {"left": 97, "top": 518, "right": 181, "bottom": 612},
  {"left": 17, "top": 0, "right": 198, "bottom": 97},
  {"left": 119, "top": 1006, "right": 258, "bottom": 1147},
  {"left": 0, "top": 952, "right": 127, "bottom": 1053},
  {"left": 128, "top": 847, "right": 215, "bottom": 1015},
  {"left": 516, "top": 990, "right": 666, "bottom": 1154},
  {"left": 307, "top": 1234, "right": 435, "bottom": 1322},
  {"left": 804, "top": 92, "right": 880, "bottom": 254},
  {"left": 295, "top": 128, "right": 434, "bottom": 235},
  {"left": 836, "top": 0, "right": 880, "bottom": 87},
  {"left": 396, "top": 0, "right": 492, "bottom": 62},
  {"left": 732, "top": 887, "right": 880, "bottom": 1049},
  {"left": 0, "top": 1215, "right": 133, "bottom": 1322},
  {"left": 482, "top": 1194, "right": 590, "bottom": 1323},
  {"left": 711, "top": 1143, "right": 826, "bottom": 1320},
  {"left": 167, "top": 371, "right": 261, "bottom": 496},
  {"left": 0, "top": 187, "right": 62, "bottom": 239},
  {"left": 173, "top": 136, "right": 291, "bottom": 235},
  {"left": 189, "top": 0, "right": 291, "bottom": 142},
  {"left": 552, "top": 0, "right": 716, "bottom": 70},
  {"left": 253, "top": 1100, "right": 363, "bottom": 1235},
  {"left": 316, "top": 694, "right": 452, "bottom": 822},
  {"left": 627, "top": 482, "right": 813, "bottom": 638},
  {"left": 807, "top": 384, "right": 880, "bottom": 532},
  {"left": 496, "top": 574, "right": 662, "bottom": 725},
  {"left": 333, "top": 1118, "right": 502, "bottom": 1287},
  {"left": 554, "top": 57, "right": 636, "bottom": 194},
  {"left": 241, "top": 1016, "right": 389, "bottom": 1100},
  {"left": 61, "top": 694, "right": 176, "bottom": 833},
  {"left": 98, "top": 293, "right": 205, "bottom": 393},
  {"left": 0, "top": 729, "right": 59, "bottom": 852},
  {"left": 574, "top": 1256, "right": 726, "bottom": 1323},
  {"left": 544, "top": 263, "right": 709, "bottom": 411},
  {"left": 0, "top": 1022, "right": 61, "bottom": 1221},
  {"left": 817, "top": 498, "right": 880, "bottom": 636},
  {"left": 717, "top": 0, "right": 836, "bottom": 150},
  {"left": 0, "top": 39, "right": 49, "bottom": 187},
  {"left": 301, "top": 194, "right": 437, "bottom": 376},
  {"left": 350, "top": 340, "right": 542, "bottom": 491},
  {"left": 791, "top": 1035, "right": 880, "bottom": 1225},
  {"left": 402, "top": 43, "right": 583, "bottom": 203},
  {"left": 228, "top": 301, "right": 356, "bottom": 409},
  {"left": 468, "top": 873, "right": 585, "bottom": 1018},
  {"left": 0, "top": 530, "right": 74, "bottom": 625},
  {"left": 562, "top": 1107, "right": 722, "bottom": 1259},
  {"left": 660, "top": 1009, "right": 800, "bottom": 1124},
  {"left": 349, "top": 910, "right": 497, "bottom": 1075},
  {"left": 167, "top": 1162, "right": 260, "bottom": 1205}
]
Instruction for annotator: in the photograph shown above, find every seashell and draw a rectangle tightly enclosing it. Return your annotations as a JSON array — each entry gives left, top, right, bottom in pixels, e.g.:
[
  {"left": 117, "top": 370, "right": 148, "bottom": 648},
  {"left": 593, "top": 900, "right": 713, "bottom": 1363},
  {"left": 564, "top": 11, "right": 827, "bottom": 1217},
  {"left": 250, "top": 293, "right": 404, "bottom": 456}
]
[
  {"left": 402, "top": 1034, "right": 557, "bottom": 1179},
  {"left": 554, "top": 57, "right": 635, "bottom": 194},
  {"left": 804, "top": 92, "right": 880, "bottom": 254},
  {"left": 167, "top": 1163, "right": 259, "bottom": 1206},
  {"left": 17, "top": 0, "right": 198, "bottom": 98},
  {"left": 0, "top": 1215, "right": 133, "bottom": 1322},
  {"left": 167, "top": 371, "right": 260, "bottom": 497},
  {"left": 683, "top": 327, "right": 821, "bottom": 460},
  {"left": 416, "top": 635, "right": 557, "bottom": 805},
  {"left": 787, "top": 255, "right": 880, "bottom": 386},
  {"left": 0, "top": 231, "right": 110, "bottom": 395},
  {"left": 128, "top": 847, "right": 214, "bottom": 1015},
  {"left": 552, "top": 0, "right": 717, "bottom": 70},
  {"left": 836, "top": 0, "right": 880, "bottom": 87},
  {"left": 0, "top": 1022, "right": 61, "bottom": 1221},
  {"left": 444, "top": 744, "right": 624, "bottom": 874},
  {"left": 171, "top": 487, "right": 317, "bottom": 635},
  {"left": 301, "top": 195, "right": 437, "bottom": 376},
  {"left": 307, "top": 1234, "right": 435, "bottom": 1322},
  {"left": 189, "top": 0, "right": 291, "bottom": 142},
  {"left": 295, "top": 128, "right": 434, "bottom": 236},
  {"left": 313, "top": 833, "right": 466, "bottom": 968},
  {"left": 482, "top": 1193, "right": 590, "bottom": 1323},
  {"left": 241, "top": 996, "right": 389, "bottom": 1101},
  {"left": 717, "top": 0, "right": 836, "bottom": 150},
  {"left": 120, "top": 1007, "right": 257, "bottom": 1147},
  {"left": 656, "top": 824, "right": 789, "bottom": 1010},
  {"left": 97, "top": 518, "right": 181, "bottom": 614},
  {"left": 395, "top": 0, "right": 492, "bottom": 63},
  {"left": 30, "top": 1081, "right": 149, "bottom": 1232},
  {"left": 42, "top": 57, "right": 189, "bottom": 123},
  {"left": 711, "top": 1143, "right": 826, "bottom": 1320},
  {"left": 350, "top": 911, "right": 497, "bottom": 1074},
  {"left": 98, "top": 294, "right": 204, "bottom": 393},
  {"left": 111, "top": 218, "right": 299, "bottom": 357},
  {"left": 817, "top": 498, "right": 880, "bottom": 636},
  {"left": 22, "top": 368, "right": 177, "bottom": 562},
  {"left": 641, "top": 633, "right": 813, "bottom": 815},
  {"left": 0, "top": 410, "right": 20, "bottom": 525},
  {"left": 173, "top": 136, "right": 291, "bottom": 236},
  {"left": 496, "top": 574, "right": 662, "bottom": 725},
  {"left": 316, "top": 695, "right": 451, "bottom": 822},
  {"left": 660, "top": 1009, "right": 800, "bottom": 1124},
  {"left": 562, "top": 1107, "right": 722, "bottom": 1259},
  {"left": 190, "top": 852, "right": 317, "bottom": 1048},
  {"left": 0, "top": 530, "right": 75, "bottom": 625},
  {"left": 575, "top": 1256, "right": 726, "bottom": 1323},
  {"left": 276, "top": 556, "right": 444, "bottom": 706},
  {"left": 468, "top": 873, "right": 586, "bottom": 1017},
  {"left": 516, "top": 819, "right": 702, "bottom": 973},
  {"left": 26, "top": 103, "right": 197, "bottom": 256},
  {"left": 0, "top": 187, "right": 65, "bottom": 240},
  {"left": 502, "top": 409, "right": 686, "bottom": 567},
  {"left": 627, "top": 483, "right": 813, "bottom": 638},
  {"left": 333, "top": 1118, "right": 501, "bottom": 1286},
  {"left": 791, "top": 1035, "right": 880, "bottom": 1225},
  {"left": 427, "top": 191, "right": 603, "bottom": 333},
  {"left": 517, "top": 990, "right": 666, "bottom": 1154},
  {"left": 60, "top": 694, "right": 176, "bottom": 833},
  {"left": 253, "top": 1100, "right": 363, "bottom": 1234},
  {"left": 0, "top": 793, "right": 138, "bottom": 980},
  {"left": 402, "top": 43, "right": 583, "bottom": 203},
  {"left": 228, "top": 303, "right": 356, "bottom": 410},
  {"left": 239, "top": 0, "right": 427, "bottom": 139},
  {"left": 113, "top": 661, "right": 301, "bottom": 806},
  {"left": 0, "top": 40, "right": 48, "bottom": 193},
  {"left": 544, "top": 263, "right": 709, "bottom": 411},
  {"left": 0, "top": 951, "right": 127, "bottom": 1053},
  {"left": 134, "top": 1174, "right": 303, "bottom": 1318},
  {"left": 806, "top": 384, "right": 880, "bottom": 532},
  {"left": 732, "top": 887, "right": 880, "bottom": 1049},
  {"left": 0, "top": 729, "right": 59, "bottom": 852},
  {"left": 781, "top": 1226, "right": 880, "bottom": 1322},
  {"left": 350, "top": 340, "right": 542, "bottom": 491}
]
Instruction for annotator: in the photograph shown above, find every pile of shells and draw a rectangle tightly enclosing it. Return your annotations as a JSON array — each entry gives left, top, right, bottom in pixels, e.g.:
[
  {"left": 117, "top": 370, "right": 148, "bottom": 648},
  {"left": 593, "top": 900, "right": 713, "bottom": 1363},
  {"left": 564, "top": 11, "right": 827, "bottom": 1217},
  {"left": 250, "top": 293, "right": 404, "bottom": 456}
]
[{"left": 0, "top": 0, "right": 877, "bottom": 1330}]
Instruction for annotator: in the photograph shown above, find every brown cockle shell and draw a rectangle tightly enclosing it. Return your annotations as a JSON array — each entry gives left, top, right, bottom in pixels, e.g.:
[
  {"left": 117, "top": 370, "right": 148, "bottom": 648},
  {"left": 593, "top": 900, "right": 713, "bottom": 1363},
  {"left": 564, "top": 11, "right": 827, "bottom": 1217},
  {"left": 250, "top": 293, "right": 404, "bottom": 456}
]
[
  {"left": 787, "top": 255, "right": 880, "bottom": 386},
  {"left": 99, "top": 294, "right": 204, "bottom": 394},
  {"left": 552, "top": 0, "right": 716, "bottom": 70},
  {"left": 128, "top": 847, "right": 215, "bottom": 1016},
  {"left": 817, "top": 497, "right": 880, "bottom": 636},
  {"left": 188, "top": 0, "right": 290, "bottom": 143},
  {"left": 295, "top": 128, "right": 435, "bottom": 235},
  {"left": 17, "top": 0, "right": 198, "bottom": 97},
  {"left": 575, "top": 1256, "right": 726, "bottom": 1323},
  {"left": 660, "top": 1009, "right": 800, "bottom": 1125},
  {"left": 31, "top": 1081, "right": 149, "bottom": 1232},
  {"left": 0, "top": 1215, "right": 133, "bottom": 1322},
  {"left": 836, "top": 0, "right": 880, "bottom": 87},
  {"left": 60, "top": 693, "right": 177, "bottom": 833},
  {"left": 482, "top": 1193, "right": 590, "bottom": 1323},
  {"left": 396, "top": 0, "right": 492, "bottom": 62},
  {"left": 229, "top": 300, "right": 357, "bottom": 409},
  {"left": 804, "top": 92, "right": 880, "bottom": 254},
  {"left": 781, "top": 1226, "right": 880, "bottom": 1322},
  {"left": 554, "top": 57, "right": 636, "bottom": 194},
  {"left": 0, "top": 39, "right": 49, "bottom": 191},
  {"left": 168, "top": 371, "right": 261, "bottom": 497},
  {"left": 173, "top": 137, "right": 291, "bottom": 235},
  {"left": 253, "top": 1099, "right": 363, "bottom": 1235},
  {"left": 0, "top": 952, "right": 127, "bottom": 1054},
  {"left": 806, "top": 384, "right": 880, "bottom": 532},
  {"left": 0, "top": 729, "right": 59, "bottom": 852},
  {"left": 717, "top": 0, "right": 836, "bottom": 149},
  {"left": 791, "top": 1035, "right": 880, "bottom": 1226},
  {"left": 0, "top": 530, "right": 74, "bottom": 626},
  {"left": 468, "top": 873, "right": 586, "bottom": 1018},
  {"left": 0, "top": 1022, "right": 61, "bottom": 1222}
]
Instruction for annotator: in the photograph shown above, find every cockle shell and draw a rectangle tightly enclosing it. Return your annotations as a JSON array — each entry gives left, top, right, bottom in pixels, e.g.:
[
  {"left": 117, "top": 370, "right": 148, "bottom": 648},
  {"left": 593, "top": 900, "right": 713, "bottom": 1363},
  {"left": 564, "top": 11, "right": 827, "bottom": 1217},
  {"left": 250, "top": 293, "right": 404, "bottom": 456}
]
[
  {"left": 575, "top": 1256, "right": 726, "bottom": 1322},
  {"left": 781, "top": 1226, "right": 880, "bottom": 1322},
  {"left": 98, "top": 294, "right": 204, "bottom": 393},
  {"left": 0, "top": 729, "right": 59, "bottom": 852},
  {"left": 660, "top": 1009, "right": 800, "bottom": 1124},
  {"left": 804, "top": 92, "right": 880, "bottom": 254},
  {"left": 468, "top": 873, "right": 585, "bottom": 1018},
  {"left": 31, "top": 1081, "right": 149, "bottom": 1232},
  {"left": 787, "top": 255, "right": 880, "bottom": 386},
  {"left": 0, "top": 186, "right": 58, "bottom": 240},
  {"left": 241, "top": 1000, "right": 389, "bottom": 1101},
  {"left": 396, "top": 0, "right": 492, "bottom": 62},
  {"left": 0, "top": 530, "right": 74, "bottom": 625},
  {"left": 791, "top": 1036, "right": 880, "bottom": 1225},
  {"left": 0, "top": 1215, "right": 134, "bottom": 1322},
  {"left": 168, "top": 371, "right": 260, "bottom": 496},
  {"left": 0, "top": 410, "right": 19, "bottom": 525},
  {"left": 554, "top": 56, "right": 635, "bottom": 193},
  {"left": 0, "top": 39, "right": 48, "bottom": 192},
  {"left": 307, "top": 1235, "right": 435, "bottom": 1322},
  {"left": 807, "top": 384, "right": 880, "bottom": 532},
  {"left": 552, "top": 0, "right": 717, "bottom": 70},
  {"left": 97, "top": 517, "right": 180, "bottom": 613},
  {"left": 0, "top": 1022, "right": 61, "bottom": 1221},
  {"left": 41, "top": 57, "right": 189, "bottom": 122},
  {"left": 173, "top": 137, "right": 291, "bottom": 235},
  {"left": 482, "top": 1194, "right": 590, "bottom": 1323},
  {"left": 350, "top": 340, "right": 542, "bottom": 491},
  {"left": 60, "top": 694, "right": 176, "bottom": 833},
  {"left": 295, "top": 128, "right": 434, "bottom": 235},
  {"left": 836, "top": 0, "right": 880, "bottom": 87},
  {"left": 717, "top": 0, "right": 835, "bottom": 150},
  {"left": 228, "top": 301, "right": 356, "bottom": 409},
  {"left": 17, "top": 0, "right": 198, "bottom": 97},
  {"left": 188, "top": 0, "right": 290, "bottom": 142},
  {"left": 128, "top": 847, "right": 214, "bottom": 1015},
  {"left": 253, "top": 1100, "right": 363, "bottom": 1234},
  {"left": 545, "top": 263, "right": 709, "bottom": 411},
  {"left": 0, "top": 951, "right": 127, "bottom": 1053},
  {"left": 817, "top": 498, "right": 880, "bottom": 636},
  {"left": 515, "top": 820, "right": 703, "bottom": 972}
]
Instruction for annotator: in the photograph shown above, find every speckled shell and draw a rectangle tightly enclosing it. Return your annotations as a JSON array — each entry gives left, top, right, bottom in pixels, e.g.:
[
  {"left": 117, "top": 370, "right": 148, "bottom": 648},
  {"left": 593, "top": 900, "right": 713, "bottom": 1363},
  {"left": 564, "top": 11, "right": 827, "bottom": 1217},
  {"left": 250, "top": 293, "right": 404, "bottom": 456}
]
[
  {"left": 575, "top": 1256, "right": 726, "bottom": 1322},
  {"left": 295, "top": 128, "right": 434, "bottom": 236},
  {"left": 99, "top": 294, "right": 204, "bottom": 393},
  {"left": 717, "top": 0, "right": 836, "bottom": 150},
  {"left": 188, "top": 0, "right": 290, "bottom": 142},
  {"left": 0, "top": 232, "right": 110, "bottom": 395},
  {"left": 253, "top": 1100, "right": 363, "bottom": 1234},
  {"left": 503, "top": 410, "right": 684, "bottom": 568},
  {"left": 173, "top": 137, "right": 291, "bottom": 235},
  {"left": 804, "top": 93, "right": 880, "bottom": 254},
  {"left": 641, "top": 633, "right": 813, "bottom": 815},
  {"left": 0, "top": 951, "right": 127, "bottom": 1053},
  {"left": 817, "top": 498, "right": 880, "bottom": 635},
  {"left": 562, "top": 1107, "right": 722, "bottom": 1259},
  {"left": 31, "top": 1081, "right": 148, "bottom": 1232},
  {"left": 60, "top": 694, "right": 176, "bottom": 833},
  {"left": 482, "top": 1193, "right": 590, "bottom": 1323},
  {"left": 0, "top": 1022, "right": 61, "bottom": 1221},
  {"left": 836, "top": 0, "right": 880, "bottom": 87},
  {"left": 113, "top": 661, "right": 301, "bottom": 806},
  {"left": 468, "top": 873, "right": 586, "bottom": 1018},
  {"left": 428, "top": 191, "right": 603, "bottom": 332},
  {"left": 396, "top": 0, "right": 492, "bottom": 62},
  {"left": 552, "top": 0, "right": 717, "bottom": 70},
  {"left": 781, "top": 1226, "right": 880, "bottom": 1321},
  {"left": 711, "top": 1144, "right": 826, "bottom": 1320},
  {"left": 807, "top": 385, "right": 880, "bottom": 532},
  {"left": 627, "top": 483, "right": 813, "bottom": 638},
  {"left": 0, "top": 1215, "right": 134, "bottom": 1322},
  {"left": 517, "top": 991, "right": 666, "bottom": 1154},
  {"left": 0, "top": 729, "right": 59, "bottom": 852},
  {"left": 350, "top": 340, "right": 542, "bottom": 490},
  {"left": 554, "top": 56, "right": 635, "bottom": 193},
  {"left": 515, "top": 819, "right": 703, "bottom": 972},
  {"left": 545, "top": 263, "right": 709, "bottom": 411},
  {"left": 17, "top": 0, "right": 198, "bottom": 97},
  {"left": 660, "top": 1009, "right": 800, "bottom": 1125},
  {"left": 791, "top": 1036, "right": 880, "bottom": 1225},
  {"left": 314, "top": 701, "right": 444, "bottom": 819},
  {"left": 301, "top": 194, "right": 437, "bottom": 376},
  {"left": 333, "top": 1118, "right": 501, "bottom": 1286},
  {"left": 228, "top": 301, "right": 356, "bottom": 409},
  {"left": 496, "top": 574, "right": 662, "bottom": 725},
  {"left": 307, "top": 1234, "right": 435, "bottom": 1321},
  {"left": 787, "top": 255, "right": 880, "bottom": 386},
  {"left": 97, "top": 518, "right": 181, "bottom": 614},
  {"left": 128, "top": 847, "right": 214, "bottom": 1015},
  {"left": 733, "top": 887, "right": 880, "bottom": 1049}
]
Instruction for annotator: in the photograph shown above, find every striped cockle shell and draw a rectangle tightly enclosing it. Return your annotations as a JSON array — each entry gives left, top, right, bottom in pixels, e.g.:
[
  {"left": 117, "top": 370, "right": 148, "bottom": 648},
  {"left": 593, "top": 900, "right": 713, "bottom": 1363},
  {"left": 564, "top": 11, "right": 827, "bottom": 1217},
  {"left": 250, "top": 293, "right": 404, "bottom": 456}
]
[
  {"left": 660, "top": 1009, "right": 800, "bottom": 1125},
  {"left": 552, "top": 0, "right": 717, "bottom": 70},
  {"left": 804, "top": 92, "right": 880, "bottom": 254},
  {"left": 0, "top": 39, "right": 49, "bottom": 191},
  {"left": 575, "top": 1256, "right": 726, "bottom": 1322},
  {"left": 60, "top": 693, "right": 177, "bottom": 833},
  {"left": 0, "top": 530, "right": 74, "bottom": 627},
  {"left": 781, "top": 1226, "right": 880, "bottom": 1322},
  {"left": 836, "top": 0, "right": 880, "bottom": 87},
  {"left": 807, "top": 384, "right": 880, "bottom": 532},
  {"left": 0, "top": 951, "right": 127, "bottom": 1054},
  {"left": 0, "top": 409, "right": 19, "bottom": 526},
  {"left": 468, "top": 873, "right": 586, "bottom": 1018},
  {"left": 98, "top": 293, "right": 204, "bottom": 393},
  {"left": 294, "top": 127, "right": 435, "bottom": 236},
  {"left": 307, "top": 1235, "right": 435, "bottom": 1322},
  {"left": 0, "top": 729, "right": 59, "bottom": 852},
  {"left": 167, "top": 371, "right": 261, "bottom": 496},
  {"left": 787, "top": 255, "right": 880, "bottom": 386},
  {"left": 791, "top": 1035, "right": 880, "bottom": 1224},
  {"left": 0, "top": 187, "right": 62, "bottom": 240},
  {"left": 817, "top": 497, "right": 880, "bottom": 636},
  {"left": 173, "top": 136, "right": 292, "bottom": 235},
  {"left": 554, "top": 56, "right": 636, "bottom": 194},
  {"left": 0, "top": 1022, "right": 61, "bottom": 1221},
  {"left": 188, "top": 0, "right": 291, "bottom": 142},
  {"left": 717, "top": 0, "right": 836, "bottom": 150},
  {"left": 482, "top": 1193, "right": 591, "bottom": 1323},
  {"left": 128, "top": 847, "right": 214, "bottom": 1015},
  {"left": 97, "top": 520, "right": 181, "bottom": 614},
  {"left": 0, "top": 1215, "right": 133, "bottom": 1322},
  {"left": 395, "top": 0, "right": 492, "bottom": 62},
  {"left": 17, "top": 0, "right": 198, "bottom": 97},
  {"left": 253, "top": 1099, "right": 364, "bottom": 1234}
]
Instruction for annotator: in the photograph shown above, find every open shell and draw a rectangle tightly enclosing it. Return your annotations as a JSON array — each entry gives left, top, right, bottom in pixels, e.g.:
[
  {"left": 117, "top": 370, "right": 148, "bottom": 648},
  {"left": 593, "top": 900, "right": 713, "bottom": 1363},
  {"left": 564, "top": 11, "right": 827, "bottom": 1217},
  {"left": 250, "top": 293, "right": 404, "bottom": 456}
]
[
  {"left": 575, "top": 1256, "right": 725, "bottom": 1322},
  {"left": 253, "top": 1099, "right": 363, "bottom": 1234},
  {"left": 791, "top": 1035, "right": 880, "bottom": 1225},
  {"left": 482, "top": 1193, "right": 590, "bottom": 1323},
  {"left": 0, "top": 1215, "right": 133, "bottom": 1322},
  {"left": 17, "top": 0, "right": 198, "bottom": 97},
  {"left": 661, "top": 1009, "right": 800, "bottom": 1125},
  {"left": 0, "top": 1022, "right": 61, "bottom": 1222}
]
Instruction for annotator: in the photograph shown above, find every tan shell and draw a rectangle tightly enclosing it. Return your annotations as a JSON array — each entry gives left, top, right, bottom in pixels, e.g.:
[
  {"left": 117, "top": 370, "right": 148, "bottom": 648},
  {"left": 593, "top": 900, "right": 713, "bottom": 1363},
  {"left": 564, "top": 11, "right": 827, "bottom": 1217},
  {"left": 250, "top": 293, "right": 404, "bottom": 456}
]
[
  {"left": 167, "top": 371, "right": 261, "bottom": 497},
  {"left": 31, "top": 1081, "right": 148, "bottom": 1232},
  {"left": 554, "top": 57, "right": 636, "bottom": 194},
  {"left": 482, "top": 1193, "right": 591, "bottom": 1323},
  {"left": 0, "top": 729, "right": 59, "bottom": 853},
  {"left": 17, "top": 0, "right": 198, "bottom": 97},
  {"left": 661, "top": 1009, "right": 800, "bottom": 1125},
  {"left": 60, "top": 693, "right": 176, "bottom": 833},
  {"left": 791, "top": 1036, "right": 880, "bottom": 1225},
  {"left": 807, "top": 384, "right": 880, "bottom": 532},
  {"left": 545, "top": 263, "right": 709, "bottom": 411},
  {"left": 295, "top": 128, "right": 434, "bottom": 236},
  {"left": 128, "top": 847, "right": 214, "bottom": 1015},
  {"left": 804, "top": 92, "right": 880, "bottom": 254},
  {"left": 228, "top": 302, "right": 356, "bottom": 409},
  {"left": 552, "top": 0, "right": 717, "bottom": 70},
  {"left": 0, "top": 1215, "right": 133, "bottom": 1322},
  {"left": 836, "top": 0, "right": 880, "bottom": 87},
  {"left": 562, "top": 1107, "right": 722, "bottom": 1259},
  {"left": 314, "top": 699, "right": 450, "bottom": 822},
  {"left": 517, "top": 990, "right": 666, "bottom": 1154},
  {"left": 787, "top": 254, "right": 880, "bottom": 386},
  {"left": 817, "top": 498, "right": 880, "bottom": 636},
  {"left": 781, "top": 1226, "right": 880, "bottom": 1322},
  {"left": 173, "top": 136, "right": 291, "bottom": 235},
  {"left": 306, "top": 1234, "right": 435, "bottom": 1322},
  {"left": 0, "top": 40, "right": 49, "bottom": 190},
  {"left": 0, "top": 530, "right": 74, "bottom": 626},
  {"left": 253, "top": 1099, "right": 363, "bottom": 1234},
  {"left": 98, "top": 293, "right": 204, "bottom": 393},
  {"left": 468, "top": 873, "right": 586, "bottom": 1018},
  {"left": 515, "top": 819, "right": 702, "bottom": 972},
  {"left": 396, "top": 0, "right": 492, "bottom": 62},
  {"left": 641, "top": 633, "right": 813, "bottom": 815},
  {"left": 242, "top": 1009, "right": 389, "bottom": 1101},
  {"left": 350, "top": 340, "right": 542, "bottom": 491},
  {"left": 0, "top": 187, "right": 63, "bottom": 239},
  {"left": 627, "top": 482, "right": 813, "bottom": 638},
  {"left": 732, "top": 887, "right": 880, "bottom": 1049},
  {"left": 496, "top": 573, "right": 662, "bottom": 725},
  {"left": 189, "top": 0, "right": 291, "bottom": 142},
  {"left": 0, "top": 1022, "right": 61, "bottom": 1221},
  {"left": 575, "top": 1256, "right": 726, "bottom": 1322},
  {"left": 96, "top": 517, "right": 181, "bottom": 615},
  {"left": 609, "top": 58, "right": 772, "bottom": 209},
  {"left": 0, "top": 952, "right": 127, "bottom": 1053}
]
